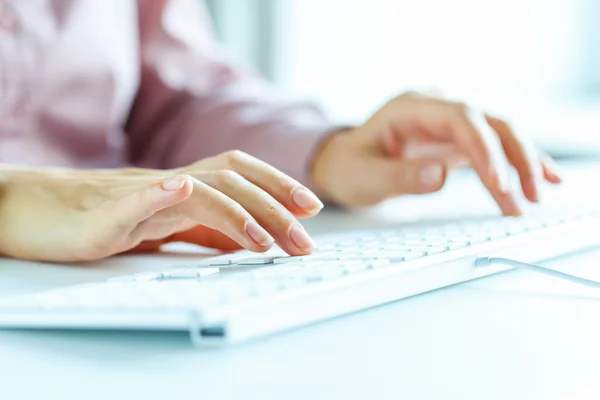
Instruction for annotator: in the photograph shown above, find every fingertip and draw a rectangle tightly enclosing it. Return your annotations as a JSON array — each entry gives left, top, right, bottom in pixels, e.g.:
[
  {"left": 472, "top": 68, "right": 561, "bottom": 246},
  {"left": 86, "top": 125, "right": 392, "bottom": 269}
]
[
  {"left": 293, "top": 207, "right": 323, "bottom": 219},
  {"left": 289, "top": 223, "right": 316, "bottom": 253},
  {"left": 541, "top": 156, "right": 563, "bottom": 184},
  {"left": 521, "top": 179, "right": 540, "bottom": 204},
  {"left": 250, "top": 243, "right": 274, "bottom": 253},
  {"left": 418, "top": 161, "right": 447, "bottom": 193},
  {"left": 500, "top": 201, "right": 522, "bottom": 217},
  {"left": 245, "top": 220, "right": 275, "bottom": 248},
  {"left": 291, "top": 188, "right": 324, "bottom": 214},
  {"left": 545, "top": 171, "right": 563, "bottom": 184},
  {"left": 178, "top": 176, "right": 194, "bottom": 197},
  {"left": 161, "top": 176, "right": 187, "bottom": 191},
  {"left": 509, "top": 205, "right": 523, "bottom": 217},
  {"left": 159, "top": 175, "right": 193, "bottom": 200},
  {"left": 499, "top": 196, "right": 523, "bottom": 217}
]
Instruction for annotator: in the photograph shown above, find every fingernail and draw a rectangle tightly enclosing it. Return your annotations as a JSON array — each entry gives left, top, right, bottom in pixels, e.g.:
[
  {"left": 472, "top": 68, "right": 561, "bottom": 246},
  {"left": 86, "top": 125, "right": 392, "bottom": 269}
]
[
  {"left": 418, "top": 163, "right": 444, "bottom": 191},
  {"left": 292, "top": 188, "right": 324, "bottom": 212},
  {"left": 543, "top": 157, "right": 563, "bottom": 182},
  {"left": 548, "top": 167, "right": 563, "bottom": 183},
  {"left": 161, "top": 177, "right": 187, "bottom": 191},
  {"left": 289, "top": 224, "right": 315, "bottom": 252},
  {"left": 245, "top": 221, "right": 274, "bottom": 247}
]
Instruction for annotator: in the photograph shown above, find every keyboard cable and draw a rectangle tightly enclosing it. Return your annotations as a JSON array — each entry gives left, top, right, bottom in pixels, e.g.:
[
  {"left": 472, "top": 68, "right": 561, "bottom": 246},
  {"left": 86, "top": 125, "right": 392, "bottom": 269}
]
[{"left": 475, "top": 257, "right": 600, "bottom": 290}]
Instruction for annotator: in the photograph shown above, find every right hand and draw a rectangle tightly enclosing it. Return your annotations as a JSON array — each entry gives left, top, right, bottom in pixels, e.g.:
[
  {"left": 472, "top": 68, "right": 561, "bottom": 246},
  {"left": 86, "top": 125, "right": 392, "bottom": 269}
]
[{"left": 0, "top": 151, "right": 324, "bottom": 262}]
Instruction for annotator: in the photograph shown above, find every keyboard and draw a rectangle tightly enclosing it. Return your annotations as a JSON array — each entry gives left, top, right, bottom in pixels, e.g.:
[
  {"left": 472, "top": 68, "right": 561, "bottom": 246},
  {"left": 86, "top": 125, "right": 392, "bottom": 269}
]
[{"left": 1, "top": 208, "right": 599, "bottom": 347}]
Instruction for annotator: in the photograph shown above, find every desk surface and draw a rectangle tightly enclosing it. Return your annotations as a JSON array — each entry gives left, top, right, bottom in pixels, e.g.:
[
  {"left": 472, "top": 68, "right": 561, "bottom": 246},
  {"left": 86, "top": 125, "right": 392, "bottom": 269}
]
[{"left": 2, "top": 163, "right": 600, "bottom": 400}]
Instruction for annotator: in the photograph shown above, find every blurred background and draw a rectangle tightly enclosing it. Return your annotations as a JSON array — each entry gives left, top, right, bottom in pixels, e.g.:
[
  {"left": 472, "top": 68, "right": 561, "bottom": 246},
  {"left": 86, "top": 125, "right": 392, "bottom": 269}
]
[{"left": 205, "top": 0, "right": 600, "bottom": 155}]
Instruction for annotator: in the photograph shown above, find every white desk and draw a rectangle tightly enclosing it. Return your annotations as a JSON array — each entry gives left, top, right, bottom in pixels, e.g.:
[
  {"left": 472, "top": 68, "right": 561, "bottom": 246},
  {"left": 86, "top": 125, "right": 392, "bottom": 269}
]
[{"left": 2, "top": 163, "right": 600, "bottom": 400}]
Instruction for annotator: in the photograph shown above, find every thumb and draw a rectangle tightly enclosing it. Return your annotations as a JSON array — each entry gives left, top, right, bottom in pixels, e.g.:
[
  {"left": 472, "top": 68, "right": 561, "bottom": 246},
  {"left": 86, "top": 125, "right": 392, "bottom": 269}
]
[
  {"left": 379, "top": 158, "right": 448, "bottom": 196},
  {"left": 98, "top": 175, "right": 193, "bottom": 229}
]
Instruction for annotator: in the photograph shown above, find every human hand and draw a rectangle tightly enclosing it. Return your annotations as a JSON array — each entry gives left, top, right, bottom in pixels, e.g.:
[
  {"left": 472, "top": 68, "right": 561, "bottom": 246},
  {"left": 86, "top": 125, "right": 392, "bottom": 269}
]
[
  {"left": 0, "top": 151, "right": 323, "bottom": 262},
  {"left": 311, "top": 92, "right": 562, "bottom": 215}
]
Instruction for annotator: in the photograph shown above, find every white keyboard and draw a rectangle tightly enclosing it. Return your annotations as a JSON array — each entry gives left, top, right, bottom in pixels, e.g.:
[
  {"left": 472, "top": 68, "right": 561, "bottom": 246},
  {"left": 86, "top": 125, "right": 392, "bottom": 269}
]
[{"left": 1, "top": 208, "right": 600, "bottom": 346}]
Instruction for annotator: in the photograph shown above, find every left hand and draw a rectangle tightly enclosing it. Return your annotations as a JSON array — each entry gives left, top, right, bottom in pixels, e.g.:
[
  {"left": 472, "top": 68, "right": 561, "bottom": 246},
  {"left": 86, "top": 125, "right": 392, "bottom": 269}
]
[{"left": 310, "top": 92, "right": 562, "bottom": 215}]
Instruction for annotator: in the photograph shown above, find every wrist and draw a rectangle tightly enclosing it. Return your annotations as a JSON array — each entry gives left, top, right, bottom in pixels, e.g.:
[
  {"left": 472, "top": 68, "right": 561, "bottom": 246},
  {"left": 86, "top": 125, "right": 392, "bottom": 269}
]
[{"left": 309, "top": 128, "right": 352, "bottom": 204}]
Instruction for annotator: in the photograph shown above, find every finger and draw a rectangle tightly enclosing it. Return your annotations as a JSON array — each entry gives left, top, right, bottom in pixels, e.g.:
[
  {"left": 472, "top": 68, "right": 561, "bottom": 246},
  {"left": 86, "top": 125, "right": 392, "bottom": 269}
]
[
  {"left": 425, "top": 106, "right": 521, "bottom": 215},
  {"left": 351, "top": 156, "right": 448, "bottom": 204},
  {"left": 425, "top": 104, "right": 520, "bottom": 215},
  {"left": 205, "top": 150, "right": 324, "bottom": 218},
  {"left": 451, "top": 109, "right": 513, "bottom": 192},
  {"left": 92, "top": 176, "right": 193, "bottom": 253},
  {"left": 173, "top": 178, "right": 276, "bottom": 253},
  {"left": 386, "top": 99, "right": 514, "bottom": 199},
  {"left": 402, "top": 141, "right": 470, "bottom": 169},
  {"left": 199, "top": 170, "right": 315, "bottom": 256},
  {"left": 486, "top": 115, "right": 542, "bottom": 203},
  {"left": 540, "top": 153, "right": 563, "bottom": 184}
]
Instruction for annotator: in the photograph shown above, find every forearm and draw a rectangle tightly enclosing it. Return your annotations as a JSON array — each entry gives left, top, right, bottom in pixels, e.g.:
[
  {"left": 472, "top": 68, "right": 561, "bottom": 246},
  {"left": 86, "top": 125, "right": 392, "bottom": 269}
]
[
  {"left": 127, "top": 0, "right": 337, "bottom": 186},
  {"left": 128, "top": 82, "right": 335, "bottom": 186}
]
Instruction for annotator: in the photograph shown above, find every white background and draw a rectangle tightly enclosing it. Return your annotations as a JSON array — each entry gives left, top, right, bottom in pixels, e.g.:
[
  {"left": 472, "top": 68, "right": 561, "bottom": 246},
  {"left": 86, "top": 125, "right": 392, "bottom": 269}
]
[{"left": 208, "top": 0, "right": 600, "bottom": 127}]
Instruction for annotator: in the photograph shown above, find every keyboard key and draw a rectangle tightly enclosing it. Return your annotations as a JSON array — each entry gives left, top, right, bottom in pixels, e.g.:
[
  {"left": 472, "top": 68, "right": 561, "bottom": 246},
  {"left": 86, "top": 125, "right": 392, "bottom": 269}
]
[
  {"left": 402, "top": 239, "right": 433, "bottom": 246},
  {"left": 428, "top": 240, "right": 470, "bottom": 249},
  {"left": 304, "top": 266, "right": 345, "bottom": 281},
  {"left": 315, "top": 244, "right": 337, "bottom": 252},
  {"left": 342, "top": 261, "right": 371, "bottom": 274},
  {"left": 453, "top": 236, "right": 489, "bottom": 244},
  {"left": 274, "top": 253, "right": 358, "bottom": 264},
  {"left": 386, "top": 245, "right": 446, "bottom": 252},
  {"left": 206, "top": 258, "right": 235, "bottom": 266},
  {"left": 273, "top": 255, "right": 316, "bottom": 264},
  {"left": 367, "top": 259, "right": 391, "bottom": 268},
  {"left": 334, "top": 246, "right": 362, "bottom": 254},
  {"left": 251, "top": 266, "right": 305, "bottom": 279},
  {"left": 425, "top": 247, "right": 449, "bottom": 255},
  {"left": 386, "top": 251, "right": 427, "bottom": 262},
  {"left": 358, "top": 241, "right": 381, "bottom": 248},
  {"left": 298, "top": 261, "right": 326, "bottom": 269},
  {"left": 108, "top": 271, "right": 163, "bottom": 283},
  {"left": 162, "top": 267, "right": 220, "bottom": 280},
  {"left": 233, "top": 256, "right": 279, "bottom": 265}
]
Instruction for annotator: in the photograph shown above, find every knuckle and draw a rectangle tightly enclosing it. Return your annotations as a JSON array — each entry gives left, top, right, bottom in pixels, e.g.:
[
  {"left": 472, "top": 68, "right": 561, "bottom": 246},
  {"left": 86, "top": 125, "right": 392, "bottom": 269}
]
[
  {"left": 219, "top": 198, "right": 244, "bottom": 219},
  {"left": 220, "top": 201, "right": 249, "bottom": 228},
  {"left": 136, "top": 185, "right": 151, "bottom": 206},
  {"left": 391, "top": 93, "right": 413, "bottom": 107},
  {"left": 395, "top": 91, "right": 419, "bottom": 101},
  {"left": 212, "top": 169, "right": 242, "bottom": 185},
  {"left": 264, "top": 202, "right": 281, "bottom": 218},
  {"left": 220, "top": 149, "right": 247, "bottom": 167},
  {"left": 450, "top": 101, "right": 470, "bottom": 116},
  {"left": 275, "top": 174, "right": 296, "bottom": 194},
  {"left": 264, "top": 201, "right": 295, "bottom": 227}
]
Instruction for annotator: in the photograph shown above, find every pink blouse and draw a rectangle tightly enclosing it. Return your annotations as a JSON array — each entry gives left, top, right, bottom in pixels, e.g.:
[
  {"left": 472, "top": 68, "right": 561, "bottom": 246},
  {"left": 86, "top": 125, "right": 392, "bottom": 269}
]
[{"left": 0, "top": 0, "right": 333, "bottom": 184}]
